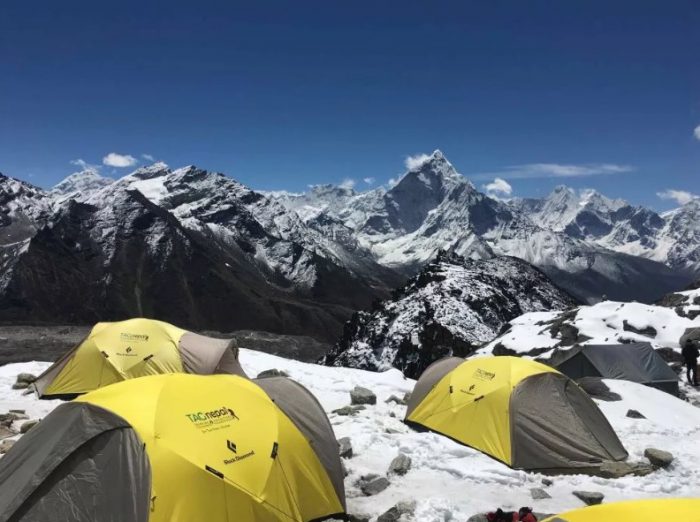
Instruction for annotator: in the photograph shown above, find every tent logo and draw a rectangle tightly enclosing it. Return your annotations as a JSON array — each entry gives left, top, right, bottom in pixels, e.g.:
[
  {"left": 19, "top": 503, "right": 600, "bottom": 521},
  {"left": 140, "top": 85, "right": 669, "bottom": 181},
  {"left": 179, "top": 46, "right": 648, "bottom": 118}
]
[
  {"left": 227, "top": 440, "right": 237, "bottom": 453},
  {"left": 460, "top": 384, "right": 477, "bottom": 396},
  {"left": 473, "top": 369, "right": 496, "bottom": 381},
  {"left": 185, "top": 406, "right": 240, "bottom": 431},
  {"left": 120, "top": 333, "right": 149, "bottom": 343}
]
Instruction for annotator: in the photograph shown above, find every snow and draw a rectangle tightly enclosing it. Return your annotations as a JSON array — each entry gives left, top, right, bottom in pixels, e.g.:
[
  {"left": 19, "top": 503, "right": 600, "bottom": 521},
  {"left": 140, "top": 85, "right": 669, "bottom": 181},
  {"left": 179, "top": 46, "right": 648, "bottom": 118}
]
[
  {"left": 482, "top": 300, "right": 700, "bottom": 357},
  {"left": 2, "top": 349, "right": 699, "bottom": 520}
]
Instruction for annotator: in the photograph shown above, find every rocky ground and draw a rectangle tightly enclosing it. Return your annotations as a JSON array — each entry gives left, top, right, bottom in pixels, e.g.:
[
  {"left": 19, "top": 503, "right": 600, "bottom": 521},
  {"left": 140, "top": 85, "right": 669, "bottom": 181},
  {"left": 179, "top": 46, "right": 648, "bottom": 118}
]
[{"left": 0, "top": 325, "right": 331, "bottom": 366}]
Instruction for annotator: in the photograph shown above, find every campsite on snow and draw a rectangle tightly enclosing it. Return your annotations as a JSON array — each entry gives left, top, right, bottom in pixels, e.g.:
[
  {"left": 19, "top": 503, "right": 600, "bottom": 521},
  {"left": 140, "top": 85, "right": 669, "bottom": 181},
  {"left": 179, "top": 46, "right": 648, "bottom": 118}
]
[{"left": 2, "top": 2, "right": 700, "bottom": 521}]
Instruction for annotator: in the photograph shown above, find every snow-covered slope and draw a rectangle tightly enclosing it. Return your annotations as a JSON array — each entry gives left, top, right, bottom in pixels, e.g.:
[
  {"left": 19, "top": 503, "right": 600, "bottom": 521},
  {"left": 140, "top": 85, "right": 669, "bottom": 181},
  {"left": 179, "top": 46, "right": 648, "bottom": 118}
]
[
  {"left": 480, "top": 300, "right": 700, "bottom": 360},
  {"left": 50, "top": 169, "right": 114, "bottom": 203},
  {"left": 273, "top": 151, "right": 690, "bottom": 303},
  {"left": 323, "top": 252, "right": 577, "bottom": 377},
  {"left": 2, "top": 351, "right": 699, "bottom": 520}
]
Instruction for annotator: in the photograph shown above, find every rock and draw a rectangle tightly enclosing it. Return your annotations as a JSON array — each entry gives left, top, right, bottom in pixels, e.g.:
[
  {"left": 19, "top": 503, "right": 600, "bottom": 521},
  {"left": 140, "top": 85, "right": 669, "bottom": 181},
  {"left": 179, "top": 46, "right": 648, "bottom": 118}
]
[
  {"left": 0, "top": 426, "right": 16, "bottom": 440},
  {"left": 376, "top": 500, "right": 417, "bottom": 522},
  {"left": 338, "top": 437, "right": 353, "bottom": 459},
  {"left": 680, "top": 328, "right": 700, "bottom": 350},
  {"left": 541, "top": 478, "right": 553, "bottom": 487},
  {"left": 388, "top": 453, "right": 412, "bottom": 476},
  {"left": 622, "top": 320, "right": 657, "bottom": 338},
  {"left": 573, "top": 490, "right": 604, "bottom": 506},
  {"left": 11, "top": 382, "right": 30, "bottom": 390},
  {"left": 655, "top": 347, "right": 684, "bottom": 364},
  {"left": 9, "top": 409, "right": 25, "bottom": 414},
  {"left": 0, "top": 439, "right": 15, "bottom": 454},
  {"left": 347, "top": 515, "right": 370, "bottom": 522},
  {"left": 350, "top": 386, "right": 376, "bottom": 406},
  {"left": 597, "top": 461, "right": 654, "bottom": 478},
  {"left": 385, "top": 395, "right": 406, "bottom": 405},
  {"left": 332, "top": 405, "right": 366, "bottom": 416},
  {"left": 644, "top": 448, "right": 674, "bottom": 468},
  {"left": 576, "top": 377, "right": 622, "bottom": 401},
  {"left": 530, "top": 487, "right": 551, "bottom": 500},
  {"left": 359, "top": 475, "right": 390, "bottom": 496},
  {"left": 15, "top": 373, "right": 37, "bottom": 384},
  {"left": 626, "top": 409, "right": 646, "bottom": 419},
  {"left": 256, "top": 369, "right": 289, "bottom": 379},
  {"left": 403, "top": 391, "right": 411, "bottom": 404},
  {"left": 466, "top": 516, "right": 488, "bottom": 522},
  {"left": 20, "top": 419, "right": 39, "bottom": 434}
]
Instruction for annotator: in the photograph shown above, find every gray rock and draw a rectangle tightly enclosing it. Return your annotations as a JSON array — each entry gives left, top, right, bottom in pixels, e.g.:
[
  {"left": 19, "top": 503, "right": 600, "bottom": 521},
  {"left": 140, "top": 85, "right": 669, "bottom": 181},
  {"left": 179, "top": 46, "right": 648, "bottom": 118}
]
[
  {"left": 622, "top": 320, "right": 657, "bottom": 338},
  {"left": 644, "top": 448, "right": 674, "bottom": 468},
  {"left": 350, "top": 386, "right": 377, "bottom": 406},
  {"left": 376, "top": 501, "right": 416, "bottom": 522},
  {"left": 338, "top": 437, "right": 353, "bottom": 459},
  {"left": 597, "top": 461, "right": 654, "bottom": 478},
  {"left": 573, "top": 490, "right": 604, "bottom": 505},
  {"left": 541, "top": 478, "right": 553, "bottom": 487},
  {"left": 530, "top": 487, "right": 551, "bottom": 500},
  {"left": 15, "top": 373, "right": 37, "bottom": 384},
  {"left": 11, "top": 382, "right": 30, "bottom": 390},
  {"left": 347, "top": 515, "right": 370, "bottom": 522},
  {"left": 403, "top": 391, "right": 411, "bottom": 403},
  {"left": 20, "top": 419, "right": 39, "bottom": 434},
  {"left": 9, "top": 409, "right": 25, "bottom": 414},
  {"left": 256, "top": 369, "right": 289, "bottom": 379},
  {"left": 332, "top": 405, "right": 366, "bottom": 416},
  {"left": 0, "top": 426, "right": 16, "bottom": 440},
  {"left": 385, "top": 395, "right": 406, "bottom": 405},
  {"left": 388, "top": 453, "right": 412, "bottom": 476},
  {"left": 359, "top": 476, "right": 390, "bottom": 496},
  {"left": 0, "top": 439, "right": 15, "bottom": 454},
  {"left": 626, "top": 409, "right": 646, "bottom": 419}
]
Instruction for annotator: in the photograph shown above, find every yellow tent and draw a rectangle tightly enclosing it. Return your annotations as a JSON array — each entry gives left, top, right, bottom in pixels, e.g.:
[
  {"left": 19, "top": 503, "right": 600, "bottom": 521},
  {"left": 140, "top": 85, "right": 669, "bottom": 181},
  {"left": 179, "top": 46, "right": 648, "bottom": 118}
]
[
  {"left": 0, "top": 374, "right": 346, "bottom": 522},
  {"left": 34, "top": 318, "right": 247, "bottom": 398},
  {"left": 405, "top": 356, "right": 627, "bottom": 471},
  {"left": 541, "top": 498, "right": 700, "bottom": 521}
]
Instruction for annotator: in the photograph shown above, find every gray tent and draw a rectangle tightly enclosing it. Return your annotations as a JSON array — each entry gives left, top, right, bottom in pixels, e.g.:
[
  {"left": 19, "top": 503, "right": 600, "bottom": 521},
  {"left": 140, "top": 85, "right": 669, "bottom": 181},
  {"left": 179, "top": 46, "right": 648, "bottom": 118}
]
[{"left": 550, "top": 343, "right": 679, "bottom": 396}]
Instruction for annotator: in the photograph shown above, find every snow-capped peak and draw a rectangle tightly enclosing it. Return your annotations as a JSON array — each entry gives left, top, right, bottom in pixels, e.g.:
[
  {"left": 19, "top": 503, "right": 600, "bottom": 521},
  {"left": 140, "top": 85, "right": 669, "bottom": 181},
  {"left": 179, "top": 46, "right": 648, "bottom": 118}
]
[{"left": 51, "top": 169, "right": 114, "bottom": 198}]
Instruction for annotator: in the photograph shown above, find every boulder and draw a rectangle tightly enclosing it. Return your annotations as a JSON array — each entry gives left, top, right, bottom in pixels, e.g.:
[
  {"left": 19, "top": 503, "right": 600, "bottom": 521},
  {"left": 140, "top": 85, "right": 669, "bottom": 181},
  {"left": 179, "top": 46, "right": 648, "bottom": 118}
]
[
  {"left": 530, "top": 488, "right": 551, "bottom": 500},
  {"left": 332, "top": 405, "right": 366, "bottom": 416},
  {"left": 358, "top": 475, "right": 390, "bottom": 496},
  {"left": 347, "top": 516, "right": 370, "bottom": 522},
  {"left": 388, "top": 453, "right": 412, "bottom": 476},
  {"left": 256, "top": 369, "right": 289, "bottom": 379},
  {"left": 20, "top": 420, "right": 39, "bottom": 434},
  {"left": 15, "top": 373, "right": 37, "bottom": 384},
  {"left": 338, "top": 437, "right": 353, "bottom": 459},
  {"left": 541, "top": 478, "right": 553, "bottom": 487},
  {"left": 0, "top": 439, "right": 15, "bottom": 454},
  {"left": 350, "top": 386, "right": 377, "bottom": 406},
  {"left": 576, "top": 377, "right": 622, "bottom": 401},
  {"left": 376, "top": 500, "right": 416, "bottom": 522},
  {"left": 622, "top": 320, "right": 657, "bottom": 338},
  {"left": 573, "top": 490, "right": 604, "bottom": 506},
  {"left": 644, "top": 448, "right": 674, "bottom": 468},
  {"left": 11, "top": 382, "right": 30, "bottom": 390},
  {"left": 597, "top": 461, "right": 654, "bottom": 478},
  {"left": 626, "top": 409, "right": 646, "bottom": 419},
  {"left": 680, "top": 328, "right": 700, "bottom": 350}
]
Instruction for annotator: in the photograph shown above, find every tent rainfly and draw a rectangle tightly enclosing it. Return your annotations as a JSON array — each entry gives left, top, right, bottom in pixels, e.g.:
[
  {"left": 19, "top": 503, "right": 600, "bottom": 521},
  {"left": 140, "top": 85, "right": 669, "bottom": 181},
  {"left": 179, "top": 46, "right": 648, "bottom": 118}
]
[
  {"left": 549, "top": 342, "right": 680, "bottom": 396},
  {"left": 541, "top": 498, "right": 700, "bottom": 522},
  {"left": 405, "top": 356, "right": 628, "bottom": 472},
  {"left": 33, "top": 318, "right": 247, "bottom": 399},
  {"left": 0, "top": 374, "right": 346, "bottom": 522}
]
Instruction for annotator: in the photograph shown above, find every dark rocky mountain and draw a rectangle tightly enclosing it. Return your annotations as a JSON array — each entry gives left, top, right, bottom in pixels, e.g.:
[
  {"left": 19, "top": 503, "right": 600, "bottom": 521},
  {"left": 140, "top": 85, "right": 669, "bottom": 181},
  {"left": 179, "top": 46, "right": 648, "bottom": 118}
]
[
  {"left": 322, "top": 251, "right": 578, "bottom": 378},
  {"left": 0, "top": 169, "right": 402, "bottom": 341}
]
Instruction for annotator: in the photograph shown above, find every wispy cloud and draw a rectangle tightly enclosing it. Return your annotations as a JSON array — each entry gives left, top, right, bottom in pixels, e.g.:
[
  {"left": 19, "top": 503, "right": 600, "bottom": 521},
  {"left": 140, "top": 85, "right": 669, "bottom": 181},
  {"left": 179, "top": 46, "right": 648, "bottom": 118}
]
[
  {"left": 103, "top": 152, "right": 138, "bottom": 168},
  {"left": 694, "top": 125, "right": 700, "bottom": 141},
  {"left": 657, "top": 189, "right": 698, "bottom": 206},
  {"left": 404, "top": 153, "right": 432, "bottom": 170},
  {"left": 339, "top": 178, "right": 355, "bottom": 190},
  {"left": 482, "top": 177, "right": 513, "bottom": 198},
  {"left": 473, "top": 163, "right": 633, "bottom": 180},
  {"left": 70, "top": 158, "right": 101, "bottom": 172},
  {"left": 142, "top": 153, "right": 155, "bottom": 162},
  {"left": 363, "top": 177, "right": 375, "bottom": 185}
]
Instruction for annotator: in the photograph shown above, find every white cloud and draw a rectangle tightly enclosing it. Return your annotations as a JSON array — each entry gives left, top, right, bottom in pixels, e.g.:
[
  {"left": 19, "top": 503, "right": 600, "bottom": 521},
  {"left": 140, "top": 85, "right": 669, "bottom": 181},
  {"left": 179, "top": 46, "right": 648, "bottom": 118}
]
[
  {"left": 657, "top": 189, "right": 698, "bottom": 206},
  {"left": 339, "top": 178, "right": 355, "bottom": 190},
  {"left": 387, "top": 176, "right": 399, "bottom": 188},
  {"left": 404, "top": 153, "right": 432, "bottom": 171},
  {"left": 363, "top": 177, "right": 375, "bottom": 185},
  {"left": 474, "top": 163, "right": 633, "bottom": 180},
  {"left": 142, "top": 153, "right": 155, "bottom": 162},
  {"left": 70, "top": 158, "right": 100, "bottom": 172},
  {"left": 103, "top": 152, "right": 138, "bottom": 168},
  {"left": 693, "top": 125, "right": 700, "bottom": 141},
  {"left": 482, "top": 177, "right": 513, "bottom": 198}
]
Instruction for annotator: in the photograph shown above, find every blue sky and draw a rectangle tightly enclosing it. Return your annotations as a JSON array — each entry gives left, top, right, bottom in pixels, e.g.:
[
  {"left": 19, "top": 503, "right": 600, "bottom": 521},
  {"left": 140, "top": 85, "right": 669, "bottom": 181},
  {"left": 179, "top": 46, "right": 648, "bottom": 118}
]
[{"left": 1, "top": 1, "right": 698, "bottom": 209}]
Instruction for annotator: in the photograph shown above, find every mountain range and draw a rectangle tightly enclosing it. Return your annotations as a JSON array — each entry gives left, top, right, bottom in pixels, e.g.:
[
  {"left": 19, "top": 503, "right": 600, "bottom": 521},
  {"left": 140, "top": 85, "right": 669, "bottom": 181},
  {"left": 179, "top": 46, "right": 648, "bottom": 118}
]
[{"left": 0, "top": 150, "right": 696, "bottom": 339}]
